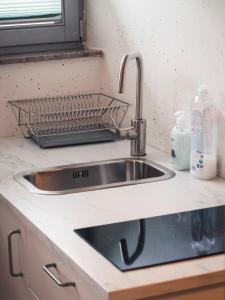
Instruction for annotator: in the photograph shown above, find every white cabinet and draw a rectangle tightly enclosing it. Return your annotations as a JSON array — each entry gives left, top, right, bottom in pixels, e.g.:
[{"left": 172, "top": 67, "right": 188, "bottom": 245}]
[
  {"left": 0, "top": 196, "right": 97, "bottom": 300},
  {"left": 26, "top": 226, "right": 81, "bottom": 300},
  {"left": 28, "top": 288, "right": 41, "bottom": 300},
  {"left": 0, "top": 199, "right": 29, "bottom": 300}
]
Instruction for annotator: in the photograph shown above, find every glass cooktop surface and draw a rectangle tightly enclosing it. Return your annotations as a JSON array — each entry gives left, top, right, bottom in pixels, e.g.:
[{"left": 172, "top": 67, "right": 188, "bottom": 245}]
[{"left": 74, "top": 205, "right": 225, "bottom": 271}]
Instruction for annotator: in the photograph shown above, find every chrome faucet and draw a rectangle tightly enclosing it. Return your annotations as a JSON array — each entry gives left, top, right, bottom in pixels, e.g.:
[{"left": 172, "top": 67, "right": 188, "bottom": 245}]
[{"left": 117, "top": 52, "right": 146, "bottom": 156}]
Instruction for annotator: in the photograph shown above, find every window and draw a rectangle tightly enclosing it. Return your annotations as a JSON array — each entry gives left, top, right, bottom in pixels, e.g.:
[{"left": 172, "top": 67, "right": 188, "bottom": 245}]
[{"left": 0, "top": 0, "right": 85, "bottom": 55}]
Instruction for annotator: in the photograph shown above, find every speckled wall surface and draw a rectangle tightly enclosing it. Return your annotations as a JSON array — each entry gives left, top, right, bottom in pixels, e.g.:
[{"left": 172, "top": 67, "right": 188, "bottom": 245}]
[
  {"left": 0, "top": 58, "right": 104, "bottom": 137},
  {"left": 86, "top": 0, "right": 225, "bottom": 177},
  {"left": 1, "top": 0, "right": 225, "bottom": 177}
]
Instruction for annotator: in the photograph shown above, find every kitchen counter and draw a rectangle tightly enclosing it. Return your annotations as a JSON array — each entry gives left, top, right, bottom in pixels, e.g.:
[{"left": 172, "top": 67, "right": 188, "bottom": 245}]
[{"left": 0, "top": 136, "right": 225, "bottom": 299}]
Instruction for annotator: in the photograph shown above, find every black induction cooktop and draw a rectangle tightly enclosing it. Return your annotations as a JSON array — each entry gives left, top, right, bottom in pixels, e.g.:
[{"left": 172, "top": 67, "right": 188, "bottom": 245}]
[{"left": 74, "top": 205, "right": 225, "bottom": 271}]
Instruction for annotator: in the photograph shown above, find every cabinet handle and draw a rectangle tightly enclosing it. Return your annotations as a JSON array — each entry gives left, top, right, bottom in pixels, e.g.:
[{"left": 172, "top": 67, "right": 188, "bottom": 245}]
[
  {"left": 43, "top": 263, "right": 75, "bottom": 287},
  {"left": 7, "top": 229, "right": 23, "bottom": 277}
]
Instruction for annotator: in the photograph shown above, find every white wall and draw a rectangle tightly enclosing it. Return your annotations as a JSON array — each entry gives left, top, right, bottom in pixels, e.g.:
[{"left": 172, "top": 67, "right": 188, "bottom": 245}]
[
  {"left": 86, "top": 0, "right": 225, "bottom": 177},
  {"left": 0, "top": 58, "right": 104, "bottom": 137},
  {"left": 0, "top": 0, "right": 225, "bottom": 177}
]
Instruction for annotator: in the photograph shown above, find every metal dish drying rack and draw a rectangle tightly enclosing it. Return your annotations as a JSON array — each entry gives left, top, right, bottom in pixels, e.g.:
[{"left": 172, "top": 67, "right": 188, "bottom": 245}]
[{"left": 9, "top": 93, "right": 130, "bottom": 148}]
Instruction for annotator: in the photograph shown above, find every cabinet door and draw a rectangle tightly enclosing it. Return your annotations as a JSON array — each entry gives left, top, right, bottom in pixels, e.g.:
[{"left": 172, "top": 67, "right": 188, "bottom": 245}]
[
  {"left": 28, "top": 288, "right": 42, "bottom": 300},
  {"left": 0, "top": 198, "right": 29, "bottom": 300},
  {"left": 26, "top": 226, "right": 81, "bottom": 300}
]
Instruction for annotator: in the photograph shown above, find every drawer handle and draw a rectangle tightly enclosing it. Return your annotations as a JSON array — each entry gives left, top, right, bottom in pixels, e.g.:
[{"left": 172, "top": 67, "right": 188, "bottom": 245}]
[
  {"left": 7, "top": 229, "right": 23, "bottom": 277},
  {"left": 43, "top": 263, "right": 75, "bottom": 287}
]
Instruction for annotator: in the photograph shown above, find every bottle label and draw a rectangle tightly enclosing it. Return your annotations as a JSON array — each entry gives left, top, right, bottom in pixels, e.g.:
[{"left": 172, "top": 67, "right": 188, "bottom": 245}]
[
  {"left": 191, "top": 153, "right": 204, "bottom": 171},
  {"left": 191, "top": 110, "right": 204, "bottom": 171},
  {"left": 191, "top": 110, "right": 203, "bottom": 152}
]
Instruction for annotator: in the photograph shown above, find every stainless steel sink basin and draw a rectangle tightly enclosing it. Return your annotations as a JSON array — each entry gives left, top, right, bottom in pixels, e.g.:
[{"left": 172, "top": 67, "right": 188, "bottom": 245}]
[{"left": 15, "top": 157, "right": 175, "bottom": 195}]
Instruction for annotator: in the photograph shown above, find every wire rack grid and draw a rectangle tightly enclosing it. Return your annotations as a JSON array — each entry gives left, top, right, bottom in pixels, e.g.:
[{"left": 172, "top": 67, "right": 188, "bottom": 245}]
[{"left": 8, "top": 93, "right": 130, "bottom": 147}]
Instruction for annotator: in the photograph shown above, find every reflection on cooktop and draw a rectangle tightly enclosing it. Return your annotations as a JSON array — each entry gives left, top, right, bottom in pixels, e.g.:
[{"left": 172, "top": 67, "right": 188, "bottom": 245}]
[{"left": 74, "top": 206, "right": 225, "bottom": 271}]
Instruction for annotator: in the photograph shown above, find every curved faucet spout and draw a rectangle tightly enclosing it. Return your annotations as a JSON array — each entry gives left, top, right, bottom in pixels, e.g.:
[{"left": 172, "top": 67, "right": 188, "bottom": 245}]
[
  {"left": 118, "top": 53, "right": 143, "bottom": 120},
  {"left": 117, "top": 52, "right": 146, "bottom": 157},
  {"left": 118, "top": 55, "right": 129, "bottom": 94}
]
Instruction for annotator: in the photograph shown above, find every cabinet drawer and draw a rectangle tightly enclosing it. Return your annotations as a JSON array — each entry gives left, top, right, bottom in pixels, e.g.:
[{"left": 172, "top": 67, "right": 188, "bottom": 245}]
[
  {"left": 0, "top": 198, "right": 29, "bottom": 300},
  {"left": 28, "top": 288, "right": 41, "bottom": 300},
  {"left": 26, "top": 228, "right": 81, "bottom": 300}
]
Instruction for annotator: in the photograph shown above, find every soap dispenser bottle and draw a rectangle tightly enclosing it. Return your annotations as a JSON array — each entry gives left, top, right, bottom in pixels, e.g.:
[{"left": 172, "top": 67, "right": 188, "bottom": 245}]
[
  {"left": 190, "top": 85, "right": 217, "bottom": 180},
  {"left": 171, "top": 111, "right": 191, "bottom": 171}
]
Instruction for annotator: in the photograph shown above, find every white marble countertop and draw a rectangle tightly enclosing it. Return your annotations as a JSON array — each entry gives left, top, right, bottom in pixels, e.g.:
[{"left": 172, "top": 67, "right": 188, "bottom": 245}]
[{"left": 0, "top": 136, "right": 225, "bottom": 299}]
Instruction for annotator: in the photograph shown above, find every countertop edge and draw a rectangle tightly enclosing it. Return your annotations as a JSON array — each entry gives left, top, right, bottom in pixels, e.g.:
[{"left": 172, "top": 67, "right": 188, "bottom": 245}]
[{"left": 109, "top": 268, "right": 225, "bottom": 300}]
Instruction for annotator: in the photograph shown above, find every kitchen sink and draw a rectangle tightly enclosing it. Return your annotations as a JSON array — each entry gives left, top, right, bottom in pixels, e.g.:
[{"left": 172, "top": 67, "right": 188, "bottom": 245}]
[{"left": 15, "top": 157, "right": 175, "bottom": 195}]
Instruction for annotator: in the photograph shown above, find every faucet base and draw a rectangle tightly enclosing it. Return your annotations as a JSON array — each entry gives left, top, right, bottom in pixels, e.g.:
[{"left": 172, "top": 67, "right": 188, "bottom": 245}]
[{"left": 131, "top": 119, "right": 147, "bottom": 156}]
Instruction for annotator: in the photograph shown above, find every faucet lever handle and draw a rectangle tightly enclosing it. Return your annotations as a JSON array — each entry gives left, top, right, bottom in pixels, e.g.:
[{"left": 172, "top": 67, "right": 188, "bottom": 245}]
[{"left": 116, "top": 127, "right": 137, "bottom": 140}]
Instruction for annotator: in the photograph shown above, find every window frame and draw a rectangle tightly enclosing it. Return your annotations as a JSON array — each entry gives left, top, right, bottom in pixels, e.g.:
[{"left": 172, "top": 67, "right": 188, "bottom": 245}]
[{"left": 0, "top": 0, "right": 85, "bottom": 55}]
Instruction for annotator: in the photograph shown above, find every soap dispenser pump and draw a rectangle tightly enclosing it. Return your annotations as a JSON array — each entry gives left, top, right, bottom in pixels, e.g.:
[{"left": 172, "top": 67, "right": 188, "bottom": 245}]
[{"left": 171, "top": 111, "right": 191, "bottom": 171}]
